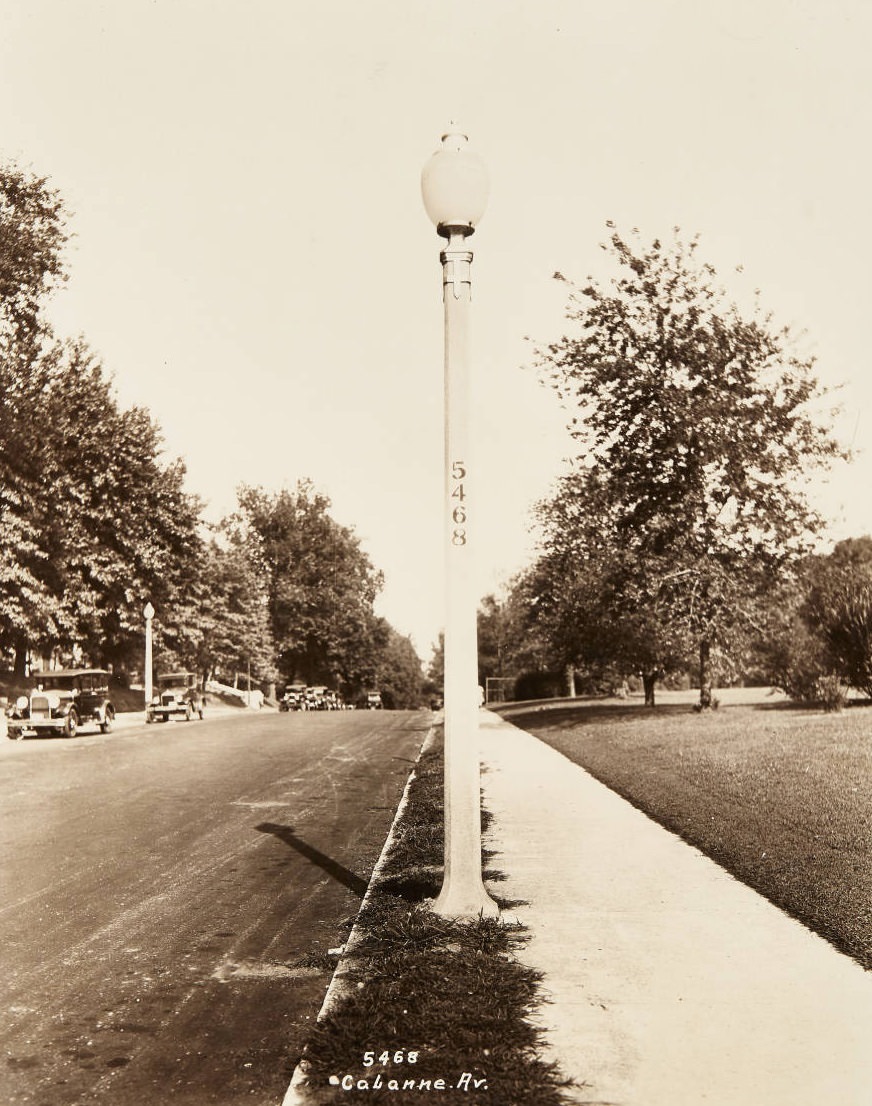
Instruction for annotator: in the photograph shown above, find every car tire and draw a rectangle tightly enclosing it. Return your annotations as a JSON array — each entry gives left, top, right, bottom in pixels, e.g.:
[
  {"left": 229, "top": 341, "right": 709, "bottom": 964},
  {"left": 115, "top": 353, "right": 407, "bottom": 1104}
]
[
  {"left": 100, "top": 707, "right": 115, "bottom": 734},
  {"left": 63, "top": 711, "right": 78, "bottom": 738}
]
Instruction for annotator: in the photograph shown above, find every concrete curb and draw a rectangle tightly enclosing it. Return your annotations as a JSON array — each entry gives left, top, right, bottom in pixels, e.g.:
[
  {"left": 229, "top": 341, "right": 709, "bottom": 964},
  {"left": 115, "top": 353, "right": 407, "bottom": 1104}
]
[{"left": 281, "top": 727, "right": 436, "bottom": 1105}]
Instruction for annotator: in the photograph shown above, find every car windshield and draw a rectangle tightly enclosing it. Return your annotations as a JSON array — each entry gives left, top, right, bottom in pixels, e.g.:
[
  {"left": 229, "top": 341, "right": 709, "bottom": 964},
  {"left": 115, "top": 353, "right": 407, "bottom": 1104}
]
[{"left": 39, "top": 676, "right": 78, "bottom": 691}]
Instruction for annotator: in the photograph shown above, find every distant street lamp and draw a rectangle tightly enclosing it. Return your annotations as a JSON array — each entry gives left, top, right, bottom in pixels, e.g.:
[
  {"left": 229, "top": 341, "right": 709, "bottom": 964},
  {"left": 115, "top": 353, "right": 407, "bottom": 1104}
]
[
  {"left": 143, "top": 602, "right": 155, "bottom": 711},
  {"left": 421, "top": 127, "right": 499, "bottom": 919}
]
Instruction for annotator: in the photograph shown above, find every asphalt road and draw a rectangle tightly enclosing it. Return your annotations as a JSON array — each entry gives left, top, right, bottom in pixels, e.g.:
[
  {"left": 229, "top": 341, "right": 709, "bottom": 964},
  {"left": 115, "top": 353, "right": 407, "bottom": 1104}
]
[{"left": 0, "top": 708, "right": 430, "bottom": 1105}]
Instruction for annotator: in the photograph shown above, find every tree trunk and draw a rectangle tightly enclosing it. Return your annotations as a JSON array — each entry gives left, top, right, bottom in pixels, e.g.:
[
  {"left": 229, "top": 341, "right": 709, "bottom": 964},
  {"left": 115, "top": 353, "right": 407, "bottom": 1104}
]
[
  {"left": 13, "top": 641, "right": 28, "bottom": 678},
  {"left": 642, "top": 671, "right": 657, "bottom": 707},
  {"left": 566, "top": 665, "right": 577, "bottom": 698},
  {"left": 699, "top": 639, "right": 713, "bottom": 709}
]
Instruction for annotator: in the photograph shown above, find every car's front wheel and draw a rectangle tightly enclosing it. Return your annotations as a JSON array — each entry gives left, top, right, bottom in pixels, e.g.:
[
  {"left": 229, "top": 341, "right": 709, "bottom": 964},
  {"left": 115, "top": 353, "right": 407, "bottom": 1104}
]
[
  {"left": 100, "top": 706, "right": 115, "bottom": 734},
  {"left": 63, "top": 710, "right": 78, "bottom": 738}
]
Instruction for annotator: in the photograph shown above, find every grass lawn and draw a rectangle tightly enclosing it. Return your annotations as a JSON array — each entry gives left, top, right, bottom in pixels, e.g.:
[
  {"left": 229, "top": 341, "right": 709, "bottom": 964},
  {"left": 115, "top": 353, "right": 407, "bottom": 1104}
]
[{"left": 500, "top": 691, "right": 872, "bottom": 970}]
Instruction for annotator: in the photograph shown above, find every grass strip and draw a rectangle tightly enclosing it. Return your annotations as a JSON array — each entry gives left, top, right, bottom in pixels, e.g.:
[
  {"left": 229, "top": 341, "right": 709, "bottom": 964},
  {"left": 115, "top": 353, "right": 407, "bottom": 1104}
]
[{"left": 294, "top": 732, "right": 578, "bottom": 1104}]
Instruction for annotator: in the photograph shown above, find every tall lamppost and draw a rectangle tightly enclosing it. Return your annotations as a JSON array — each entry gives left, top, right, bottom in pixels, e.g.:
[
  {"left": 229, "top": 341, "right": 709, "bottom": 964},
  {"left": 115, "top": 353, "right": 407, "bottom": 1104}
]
[
  {"left": 421, "top": 127, "right": 499, "bottom": 919},
  {"left": 143, "top": 602, "right": 155, "bottom": 711}
]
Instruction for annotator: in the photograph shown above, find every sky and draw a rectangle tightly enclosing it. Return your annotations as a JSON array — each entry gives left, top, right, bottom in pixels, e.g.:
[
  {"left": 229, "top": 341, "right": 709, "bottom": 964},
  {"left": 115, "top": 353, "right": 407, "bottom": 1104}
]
[{"left": 1, "top": 0, "right": 871, "bottom": 658}]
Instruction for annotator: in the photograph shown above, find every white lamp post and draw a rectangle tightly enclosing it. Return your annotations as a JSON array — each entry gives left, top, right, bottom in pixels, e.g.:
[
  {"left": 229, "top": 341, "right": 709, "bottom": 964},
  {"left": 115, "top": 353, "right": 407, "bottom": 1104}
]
[
  {"left": 421, "top": 127, "right": 499, "bottom": 919},
  {"left": 143, "top": 602, "right": 155, "bottom": 711}
]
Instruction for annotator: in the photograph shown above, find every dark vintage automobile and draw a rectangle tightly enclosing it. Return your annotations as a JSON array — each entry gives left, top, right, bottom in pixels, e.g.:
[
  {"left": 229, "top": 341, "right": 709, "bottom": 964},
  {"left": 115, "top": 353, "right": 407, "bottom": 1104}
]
[
  {"left": 279, "top": 683, "right": 307, "bottom": 712},
  {"left": 5, "top": 669, "right": 115, "bottom": 739},
  {"left": 146, "top": 671, "right": 206, "bottom": 723}
]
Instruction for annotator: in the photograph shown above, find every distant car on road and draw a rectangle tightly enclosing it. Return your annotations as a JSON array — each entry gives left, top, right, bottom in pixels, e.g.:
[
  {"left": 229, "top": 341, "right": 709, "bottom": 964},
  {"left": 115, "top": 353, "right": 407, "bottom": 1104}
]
[
  {"left": 147, "top": 672, "right": 206, "bottom": 723},
  {"left": 279, "top": 684, "right": 344, "bottom": 711},
  {"left": 364, "top": 691, "right": 383, "bottom": 710},
  {"left": 306, "top": 685, "right": 329, "bottom": 710},
  {"left": 279, "top": 684, "right": 307, "bottom": 712},
  {"left": 5, "top": 669, "right": 115, "bottom": 739}
]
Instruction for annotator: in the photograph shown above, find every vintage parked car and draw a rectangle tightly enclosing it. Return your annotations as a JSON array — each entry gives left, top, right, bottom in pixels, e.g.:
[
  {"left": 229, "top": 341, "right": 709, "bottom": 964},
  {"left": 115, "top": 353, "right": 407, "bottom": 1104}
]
[
  {"left": 279, "top": 683, "right": 307, "bottom": 712},
  {"left": 364, "top": 690, "right": 383, "bottom": 710},
  {"left": 306, "top": 685, "right": 330, "bottom": 710},
  {"left": 146, "top": 671, "right": 206, "bottom": 723},
  {"left": 5, "top": 669, "right": 115, "bottom": 739}
]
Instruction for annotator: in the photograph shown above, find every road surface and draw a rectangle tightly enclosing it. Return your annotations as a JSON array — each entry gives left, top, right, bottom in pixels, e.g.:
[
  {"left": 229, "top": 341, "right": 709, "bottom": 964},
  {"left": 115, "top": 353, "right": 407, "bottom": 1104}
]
[{"left": 0, "top": 708, "right": 429, "bottom": 1105}]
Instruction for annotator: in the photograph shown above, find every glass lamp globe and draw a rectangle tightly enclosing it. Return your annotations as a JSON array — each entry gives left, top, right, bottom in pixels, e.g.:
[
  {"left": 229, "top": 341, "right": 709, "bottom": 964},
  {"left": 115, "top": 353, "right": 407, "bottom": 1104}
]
[{"left": 421, "top": 128, "right": 488, "bottom": 238}]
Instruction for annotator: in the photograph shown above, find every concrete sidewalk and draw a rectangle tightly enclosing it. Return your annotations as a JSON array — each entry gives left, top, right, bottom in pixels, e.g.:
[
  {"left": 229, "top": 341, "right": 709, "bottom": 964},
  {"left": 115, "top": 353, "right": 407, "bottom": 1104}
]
[{"left": 478, "top": 710, "right": 872, "bottom": 1106}]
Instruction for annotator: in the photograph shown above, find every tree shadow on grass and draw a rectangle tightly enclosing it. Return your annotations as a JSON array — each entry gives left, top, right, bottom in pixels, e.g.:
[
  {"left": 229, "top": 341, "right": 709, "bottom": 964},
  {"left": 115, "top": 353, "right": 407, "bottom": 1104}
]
[
  {"left": 500, "top": 697, "right": 837, "bottom": 730},
  {"left": 503, "top": 702, "right": 692, "bottom": 729},
  {"left": 255, "top": 822, "right": 368, "bottom": 897}
]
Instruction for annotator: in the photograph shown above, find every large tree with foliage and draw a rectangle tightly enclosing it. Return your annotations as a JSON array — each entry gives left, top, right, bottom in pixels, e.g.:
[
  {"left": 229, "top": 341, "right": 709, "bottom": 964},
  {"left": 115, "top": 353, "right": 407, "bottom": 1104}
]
[
  {"left": 1, "top": 162, "right": 205, "bottom": 674},
  {"left": 1, "top": 337, "right": 204, "bottom": 672},
  {"left": 235, "top": 481, "right": 385, "bottom": 692},
  {"left": 156, "top": 530, "right": 277, "bottom": 689},
  {"left": 0, "top": 162, "right": 67, "bottom": 345},
  {"left": 475, "top": 587, "right": 555, "bottom": 699},
  {"left": 1, "top": 164, "right": 70, "bottom": 667},
  {"left": 752, "top": 538, "right": 872, "bottom": 705},
  {"left": 527, "top": 470, "right": 700, "bottom": 705},
  {"left": 371, "top": 620, "right": 424, "bottom": 709},
  {"left": 534, "top": 225, "right": 844, "bottom": 707}
]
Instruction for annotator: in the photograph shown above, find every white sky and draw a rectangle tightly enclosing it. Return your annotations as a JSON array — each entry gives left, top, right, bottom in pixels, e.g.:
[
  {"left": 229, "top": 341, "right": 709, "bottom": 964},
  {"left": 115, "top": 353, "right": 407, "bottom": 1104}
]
[{"left": 1, "top": 0, "right": 870, "bottom": 657}]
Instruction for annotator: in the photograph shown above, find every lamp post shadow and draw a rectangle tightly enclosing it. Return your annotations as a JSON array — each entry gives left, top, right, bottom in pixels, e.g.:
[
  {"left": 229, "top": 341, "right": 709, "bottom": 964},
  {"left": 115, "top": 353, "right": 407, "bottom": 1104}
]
[{"left": 255, "top": 822, "right": 369, "bottom": 898}]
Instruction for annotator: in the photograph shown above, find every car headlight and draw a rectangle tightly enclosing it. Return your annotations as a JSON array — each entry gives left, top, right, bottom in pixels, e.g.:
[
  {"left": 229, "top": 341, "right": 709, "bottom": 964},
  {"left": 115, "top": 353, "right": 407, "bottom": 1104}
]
[
  {"left": 16, "top": 695, "right": 28, "bottom": 710},
  {"left": 151, "top": 695, "right": 161, "bottom": 705}
]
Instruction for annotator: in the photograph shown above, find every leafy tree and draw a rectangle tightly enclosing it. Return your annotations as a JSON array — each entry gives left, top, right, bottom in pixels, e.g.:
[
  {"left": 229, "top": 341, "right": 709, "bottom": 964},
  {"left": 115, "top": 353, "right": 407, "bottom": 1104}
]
[
  {"left": 476, "top": 588, "right": 554, "bottom": 701},
  {"left": 798, "top": 537, "right": 872, "bottom": 699},
  {"left": 372, "top": 621, "right": 424, "bottom": 709},
  {"left": 1, "top": 164, "right": 71, "bottom": 668},
  {"left": 1, "top": 163, "right": 206, "bottom": 675},
  {"left": 1, "top": 335, "right": 204, "bottom": 672},
  {"left": 41, "top": 340, "right": 204, "bottom": 669},
  {"left": 530, "top": 472, "right": 696, "bottom": 705},
  {"left": 534, "top": 225, "right": 845, "bottom": 707},
  {"left": 426, "top": 631, "right": 444, "bottom": 694},
  {"left": 0, "top": 162, "right": 67, "bottom": 344},
  {"left": 753, "top": 539, "right": 872, "bottom": 705},
  {"left": 810, "top": 579, "right": 872, "bottom": 698},
  {"left": 235, "top": 481, "right": 385, "bottom": 692},
  {"left": 755, "top": 585, "right": 836, "bottom": 705},
  {"left": 175, "top": 532, "right": 277, "bottom": 687},
  {"left": 477, "top": 594, "right": 510, "bottom": 685}
]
